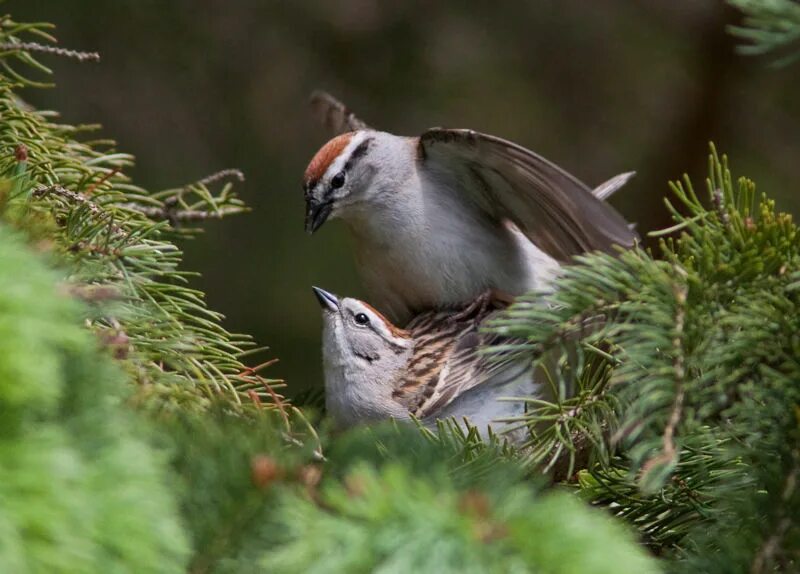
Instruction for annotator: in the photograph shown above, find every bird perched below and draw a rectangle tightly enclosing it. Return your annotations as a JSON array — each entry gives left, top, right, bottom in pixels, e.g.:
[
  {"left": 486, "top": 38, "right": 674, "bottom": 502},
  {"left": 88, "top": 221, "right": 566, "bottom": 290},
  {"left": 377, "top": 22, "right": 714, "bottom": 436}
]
[
  {"left": 305, "top": 92, "right": 638, "bottom": 324},
  {"left": 312, "top": 286, "right": 536, "bottom": 439}
]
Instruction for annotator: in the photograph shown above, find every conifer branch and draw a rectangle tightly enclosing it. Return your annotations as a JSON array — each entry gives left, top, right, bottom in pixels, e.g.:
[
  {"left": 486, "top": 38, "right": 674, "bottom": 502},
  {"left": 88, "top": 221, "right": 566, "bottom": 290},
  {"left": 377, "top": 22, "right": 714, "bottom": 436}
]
[
  {"left": 32, "top": 183, "right": 128, "bottom": 238},
  {"left": 490, "top": 144, "right": 800, "bottom": 565},
  {"left": 641, "top": 275, "right": 687, "bottom": 480},
  {"left": 194, "top": 168, "right": 245, "bottom": 187},
  {"left": 0, "top": 40, "right": 100, "bottom": 62},
  {"left": 123, "top": 203, "right": 245, "bottom": 222},
  {"left": 0, "top": 17, "right": 291, "bottom": 420},
  {"left": 728, "top": 0, "right": 800, "bottom": 65}
]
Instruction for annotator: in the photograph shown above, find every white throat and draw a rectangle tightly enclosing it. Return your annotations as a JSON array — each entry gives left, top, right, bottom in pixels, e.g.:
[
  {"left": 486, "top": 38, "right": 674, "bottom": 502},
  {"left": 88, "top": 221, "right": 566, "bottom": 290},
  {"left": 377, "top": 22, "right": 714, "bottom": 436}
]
[{"left": 321, "top": 318, "right": 411, "bottom": 428}]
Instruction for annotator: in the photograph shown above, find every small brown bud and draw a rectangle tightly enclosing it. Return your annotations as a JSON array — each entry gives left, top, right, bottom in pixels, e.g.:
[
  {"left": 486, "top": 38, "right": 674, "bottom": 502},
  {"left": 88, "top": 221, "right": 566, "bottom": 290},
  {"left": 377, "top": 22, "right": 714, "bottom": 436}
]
[
  {"left": 251, "top": 455, "right": 282, "bottom": 488},
  {"left": 99, "top": 329, "right": 130, "bottom": 360},
  {"left": 344, "top": 473, "right": 367, "bottom": 498},
  {"left": 298, "top": 464, "right": 322, "bottom": 488},
  {"left": 458, "top": 490, "right": 491, "bottom": 519},
  {"left": 111, "top": 334, "right": 130, "bottom": 360},
  {"left": 15, "top": 144, "right": 28, "bottom": 162},
  {"left": 744, "top": 216, "right": 756, "bottom": 231},
  {"left": 72, "top": 284, "right": 121, "bottom": 302},
  {"left": 458, "top": 490, "right": 508, "bottom": 543}
]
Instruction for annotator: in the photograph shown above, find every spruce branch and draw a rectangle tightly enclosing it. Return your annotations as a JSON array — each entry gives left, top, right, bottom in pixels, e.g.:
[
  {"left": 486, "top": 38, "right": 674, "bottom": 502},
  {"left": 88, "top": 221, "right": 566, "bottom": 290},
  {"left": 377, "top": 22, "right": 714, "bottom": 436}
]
[
  {"left": 123, "top": 203, "right": 245, "bottom": 222},
  {"left": 32, "top": 183, "right": 128, "bottom": 238},
  {"left": 728, "top": 0, "right": 800, "bottom": 66},
  {"left": 0, "top": 222, "right": 191, "bottom": 572},
  {"left": 121, "top": 169, "right": 249, "bottom": 227},
  {"left": 490, "top": 143, "right": 800, "bottom": 565},
  {"left": 0, "top": 40, "right": 99, "bottom": 62},
  {"left": 0, "top": 16, "right": 291, "bottom": 423},
  {"left": 639, "top": 273, "right": 688, "bottom": 489},
  {"left": 194, "top": 168, "right": 245, "bottom": 187}
]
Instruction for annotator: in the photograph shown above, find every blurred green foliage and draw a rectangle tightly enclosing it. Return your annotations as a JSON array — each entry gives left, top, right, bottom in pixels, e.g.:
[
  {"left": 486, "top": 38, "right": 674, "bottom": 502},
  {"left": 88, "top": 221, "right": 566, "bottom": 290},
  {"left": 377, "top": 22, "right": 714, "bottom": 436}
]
[
  {"left": 217, "top": 423, "right": 657, "bottom": 574},
  {"left": 0, "top": 223, "right": 189, "bottom": 573}
]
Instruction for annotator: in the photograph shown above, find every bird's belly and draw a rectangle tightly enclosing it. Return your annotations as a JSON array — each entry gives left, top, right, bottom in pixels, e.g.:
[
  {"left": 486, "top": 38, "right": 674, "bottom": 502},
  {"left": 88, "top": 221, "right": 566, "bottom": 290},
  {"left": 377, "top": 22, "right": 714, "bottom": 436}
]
[
  {"left": 355, "top": 224, "right": 557, "bottom": 323},
  {"left": 427, "top": 367, "right": 538, "bottom": 443}
]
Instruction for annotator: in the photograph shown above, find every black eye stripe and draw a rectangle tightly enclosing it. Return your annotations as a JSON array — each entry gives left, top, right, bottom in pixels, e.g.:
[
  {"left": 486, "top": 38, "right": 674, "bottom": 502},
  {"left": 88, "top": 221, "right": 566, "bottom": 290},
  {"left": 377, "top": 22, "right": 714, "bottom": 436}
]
[{"left": 345, "top": 137, "right": 372, "bottom": 170}]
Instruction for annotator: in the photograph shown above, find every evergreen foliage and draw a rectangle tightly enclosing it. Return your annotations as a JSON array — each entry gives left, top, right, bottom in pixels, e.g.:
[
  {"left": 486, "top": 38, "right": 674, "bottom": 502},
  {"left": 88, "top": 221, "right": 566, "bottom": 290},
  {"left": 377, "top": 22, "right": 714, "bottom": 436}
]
[
  {"left": 0, "top": 14, "right": 306, "bottom": 572},
  {"left": 0, "top": 223, "right": 188, "bottom": 573},
  {"left": 142, "top": 410, "right": 661, "bottom": 573},
  {"left": 0, "top": 15, "right": 287, "bottom": 413},
  {"left": 729, "top": 0, "right": 800, "bottom": 65},
  {"left": 490, "top": 146, "right": 800, "bottom": 571},
  {"left": 260, "top": 426, "right": 659, "bottom": 574}
]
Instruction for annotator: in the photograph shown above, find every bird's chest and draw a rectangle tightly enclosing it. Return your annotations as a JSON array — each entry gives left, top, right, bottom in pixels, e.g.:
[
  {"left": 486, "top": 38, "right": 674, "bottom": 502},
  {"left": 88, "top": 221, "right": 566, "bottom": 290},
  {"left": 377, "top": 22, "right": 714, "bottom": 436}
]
[{"left": 352, "top": 209, "right": 512, "bottom": 321}]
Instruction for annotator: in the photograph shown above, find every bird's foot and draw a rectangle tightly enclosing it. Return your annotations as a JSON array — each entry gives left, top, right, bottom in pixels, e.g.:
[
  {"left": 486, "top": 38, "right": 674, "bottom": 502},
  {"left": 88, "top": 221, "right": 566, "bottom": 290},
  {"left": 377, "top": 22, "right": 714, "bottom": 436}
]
[{"left": 449, "top": 289, "right": 514, "bottom": 324}]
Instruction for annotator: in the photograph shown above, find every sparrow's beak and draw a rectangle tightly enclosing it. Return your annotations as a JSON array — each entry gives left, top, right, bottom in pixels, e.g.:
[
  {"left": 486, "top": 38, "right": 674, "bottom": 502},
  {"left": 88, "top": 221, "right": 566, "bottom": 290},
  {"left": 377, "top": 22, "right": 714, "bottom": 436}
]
[
  {"left": 312, "top": 286, "right": 339, "bottom": 312},
  {"left": 305, "top": 198, "right": 333, "bottom": 234}
]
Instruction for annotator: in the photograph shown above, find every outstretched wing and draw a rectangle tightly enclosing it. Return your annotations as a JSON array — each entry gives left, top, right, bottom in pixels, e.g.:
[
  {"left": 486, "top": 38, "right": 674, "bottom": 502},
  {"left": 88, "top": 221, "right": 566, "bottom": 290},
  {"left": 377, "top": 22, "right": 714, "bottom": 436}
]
[
  {"left": 418, "top": 128, "right": 638, "bottom": 261},
  {"left": 309, "top": 90, "right": 369, "bottom": 135}
]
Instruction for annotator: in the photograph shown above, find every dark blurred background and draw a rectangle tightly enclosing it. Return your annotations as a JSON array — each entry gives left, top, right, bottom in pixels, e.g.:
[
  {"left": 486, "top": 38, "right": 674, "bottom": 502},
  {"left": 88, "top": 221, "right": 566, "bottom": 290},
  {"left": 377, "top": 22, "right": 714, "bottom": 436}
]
[{"left": 13, "top": 1, "right": 799, "bottom": 396}]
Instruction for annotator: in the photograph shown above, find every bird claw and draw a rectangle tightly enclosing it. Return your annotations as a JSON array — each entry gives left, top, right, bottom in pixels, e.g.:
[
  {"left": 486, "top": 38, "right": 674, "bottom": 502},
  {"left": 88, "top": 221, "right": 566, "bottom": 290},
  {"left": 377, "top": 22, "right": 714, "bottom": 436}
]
[{"left": 448, "top": 289, "right": 514, "bottom": 324}]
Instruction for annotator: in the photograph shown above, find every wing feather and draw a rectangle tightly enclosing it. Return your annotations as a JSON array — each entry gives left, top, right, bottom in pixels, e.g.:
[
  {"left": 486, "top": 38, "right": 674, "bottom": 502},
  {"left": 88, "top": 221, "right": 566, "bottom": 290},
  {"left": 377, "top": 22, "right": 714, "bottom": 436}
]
[
  {"left": 309, "top": 90, "right": 369, "bottom": 135},
  {"left": 414, "top": 328, "right": 528, "bottom": 419},
  {"left": 419, "top": 128, "right": 638, "bottom": 261}
]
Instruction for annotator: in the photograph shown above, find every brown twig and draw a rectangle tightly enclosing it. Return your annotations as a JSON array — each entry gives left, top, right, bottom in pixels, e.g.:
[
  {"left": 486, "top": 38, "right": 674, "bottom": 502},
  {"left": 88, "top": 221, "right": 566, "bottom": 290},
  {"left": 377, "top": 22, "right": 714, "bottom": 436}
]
[
  {"left": 33, "top": 184, "right": 127, "bottom": 238},
  {"left": 641, "top": 276, "right": 688, "bottom": 476},
  {"left": 0, "top": 41, "right": 99, "bottom": 62},
  {"left": 750, "top": 449, "right": 799, "bottom": 574},
  {"left": 195, "top": 168, "right": 245, "bottom": 187},
  {"left": 34, "top": 184, "right": 104, "bottom": 217},
  {"left": 123, "top": 204, "right": 244, "bottom": 222}
]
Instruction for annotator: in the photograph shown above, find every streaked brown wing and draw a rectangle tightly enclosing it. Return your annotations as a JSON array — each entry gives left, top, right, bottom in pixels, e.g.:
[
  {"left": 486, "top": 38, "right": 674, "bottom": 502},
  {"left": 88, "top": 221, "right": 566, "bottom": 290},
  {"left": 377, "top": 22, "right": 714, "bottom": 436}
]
[
  {"left": 391, "top": 309, "right": 467, "bottom": 413},
  {"left": 418, "top": 128, "right": 638, "bottom": 261},
  {"left": 392, "top": 298, "right": 526, "bottom": 419},
  {"left": 309, "top": 90, "right": 369, "bottom": 135},
  {"left": 413, "top": 326, "right": 528, "bottom": 419}
]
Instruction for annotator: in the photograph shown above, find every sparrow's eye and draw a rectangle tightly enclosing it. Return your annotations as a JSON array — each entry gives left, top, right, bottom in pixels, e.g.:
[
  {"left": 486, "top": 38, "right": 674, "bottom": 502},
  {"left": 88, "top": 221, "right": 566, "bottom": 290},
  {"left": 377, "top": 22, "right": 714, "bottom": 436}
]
[
  {"left": 354, "top": 312, "right": 370, "bottom": 326},
  {"left": 330, "top": 171, "right": 346, "bottom": 190}
]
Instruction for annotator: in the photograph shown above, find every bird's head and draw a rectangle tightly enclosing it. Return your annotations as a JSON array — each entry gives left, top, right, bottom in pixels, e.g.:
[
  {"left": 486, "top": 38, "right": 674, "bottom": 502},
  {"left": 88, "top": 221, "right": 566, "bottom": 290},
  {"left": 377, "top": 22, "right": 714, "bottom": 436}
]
[
  {"left": 312, "top": 286, "right": 412, "bottom": 426},
  {"left": 303, "top": 131, "right": 374, "bottom": 233},
  {"left": 303, "top": 130, "right": 414, "bottom": 233}
]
